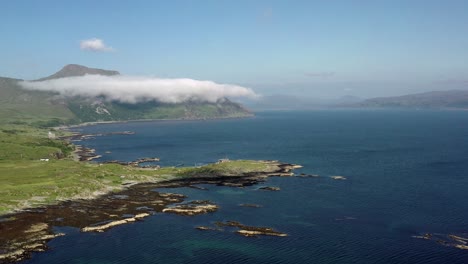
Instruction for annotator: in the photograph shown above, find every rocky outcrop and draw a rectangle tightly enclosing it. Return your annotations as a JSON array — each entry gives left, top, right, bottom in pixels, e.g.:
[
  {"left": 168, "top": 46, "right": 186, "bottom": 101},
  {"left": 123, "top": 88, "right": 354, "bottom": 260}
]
[
  {"left": 0, "top": 222, "right": 64, "bottom": 263},
  {"left": 0, "top": 160, "right": 302, "bottom": 263},
  {"left": 194, "top": 221, "right": 288, "bottom": 238},
  {"left": 195, "top": 226, "right": 220, "bottom": 231},
  {"left": 259, "top": 186, "right": 281, "bottom": 191},
  {"left": 81, "top": 213, "right": 150, "bottom": 232},
  {"left": 330, "top": 176, "right": 346, "bottom": 180},
  {"left": 215, "top": 221, "right": 288, "bottom": 238},
  {"left": 236, "top": 229, "right": 287, "bottom": 237},
  {"left": 413, "top": 232, "right": 468, "bottom": 250},
  {"left": 0, "top": 189, "right": 187, "bottom": 263},
  {"left": 162, "top": 200, "right": 218, "bottom": 216}
]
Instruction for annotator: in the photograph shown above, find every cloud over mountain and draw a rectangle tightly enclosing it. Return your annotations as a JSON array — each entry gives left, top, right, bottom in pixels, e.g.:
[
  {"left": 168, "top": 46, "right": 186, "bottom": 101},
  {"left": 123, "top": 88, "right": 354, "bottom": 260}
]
[{"left": 20, "top": 75, "right": 258, "bottom": 104}]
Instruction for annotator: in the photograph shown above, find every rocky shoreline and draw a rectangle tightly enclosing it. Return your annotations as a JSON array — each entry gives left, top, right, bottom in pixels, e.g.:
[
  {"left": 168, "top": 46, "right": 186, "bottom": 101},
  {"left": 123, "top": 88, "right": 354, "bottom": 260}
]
[
  {"left": 0, "top": 122, "right": 303, "bottom": 263},
  {"left": 0, "top": 160, "right": 302, "bottom": 263}
]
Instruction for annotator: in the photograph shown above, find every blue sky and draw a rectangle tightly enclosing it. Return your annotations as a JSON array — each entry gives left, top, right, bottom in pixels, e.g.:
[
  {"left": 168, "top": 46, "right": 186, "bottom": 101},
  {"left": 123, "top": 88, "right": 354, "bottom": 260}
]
[{"left": 1, "top": 0, "right": 467, "bottom": 98}]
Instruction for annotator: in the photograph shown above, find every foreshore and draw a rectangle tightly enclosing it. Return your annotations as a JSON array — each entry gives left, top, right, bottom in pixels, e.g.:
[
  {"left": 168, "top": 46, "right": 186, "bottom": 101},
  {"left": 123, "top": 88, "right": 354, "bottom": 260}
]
[
  {"left": 0, "top": 158, "right": 301, "bottom": 263},
  {"left": 0, "top": 116, "right": 301, "bottom": 263}
]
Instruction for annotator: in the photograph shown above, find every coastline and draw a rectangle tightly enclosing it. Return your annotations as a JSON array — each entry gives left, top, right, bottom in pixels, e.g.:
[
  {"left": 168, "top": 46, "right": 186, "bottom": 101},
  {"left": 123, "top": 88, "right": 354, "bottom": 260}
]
[
  {"left": 0, "top": 114, "right": 254, "bottom": 216},
  {"left": 55, "top": 113, "right": 255, "bottom": 130},
  {"left": 1, "top": 114, "right": 305, "bottom": 263},
  {"left": 0, "top": 158, "right": 301, "bottom": 263}
]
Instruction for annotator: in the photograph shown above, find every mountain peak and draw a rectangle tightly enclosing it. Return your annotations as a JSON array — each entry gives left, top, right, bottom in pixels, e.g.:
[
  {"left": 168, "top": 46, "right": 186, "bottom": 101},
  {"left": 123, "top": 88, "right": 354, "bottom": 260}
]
[{"left": 36, "top": 64, "right": 120, "bottom": 81}]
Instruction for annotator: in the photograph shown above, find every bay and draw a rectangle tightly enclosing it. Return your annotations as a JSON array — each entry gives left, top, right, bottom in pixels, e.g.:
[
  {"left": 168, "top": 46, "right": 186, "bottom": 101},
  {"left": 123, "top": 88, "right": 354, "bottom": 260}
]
[{"left": 24, "top": 110, "right": 468, "bottom": 263}]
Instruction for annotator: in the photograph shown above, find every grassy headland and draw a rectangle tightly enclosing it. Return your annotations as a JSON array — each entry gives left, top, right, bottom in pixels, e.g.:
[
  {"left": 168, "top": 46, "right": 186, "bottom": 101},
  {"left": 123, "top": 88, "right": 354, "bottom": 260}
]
[{"left": 0, "top": 124, "right": 289, "bottom": 215}]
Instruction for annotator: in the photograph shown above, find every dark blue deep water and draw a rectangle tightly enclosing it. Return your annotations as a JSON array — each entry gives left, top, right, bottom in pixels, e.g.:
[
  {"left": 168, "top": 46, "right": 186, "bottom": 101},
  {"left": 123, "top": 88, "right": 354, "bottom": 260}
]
[{"left": 25, "top": 110, "right": 468, "bottom": 263}]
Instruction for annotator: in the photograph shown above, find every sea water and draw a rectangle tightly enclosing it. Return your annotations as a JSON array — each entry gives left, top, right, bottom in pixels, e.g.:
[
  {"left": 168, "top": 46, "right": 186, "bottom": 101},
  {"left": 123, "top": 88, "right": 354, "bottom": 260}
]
[{"left": 24, "top": 110, "right": 468, "bottom": 263}]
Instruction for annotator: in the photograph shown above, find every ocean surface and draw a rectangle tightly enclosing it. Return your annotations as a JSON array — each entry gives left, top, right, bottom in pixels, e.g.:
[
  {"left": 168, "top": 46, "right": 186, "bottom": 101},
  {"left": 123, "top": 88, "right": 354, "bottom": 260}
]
[{"left": 24, "top": 110, "right": 468, "bottom": 263}]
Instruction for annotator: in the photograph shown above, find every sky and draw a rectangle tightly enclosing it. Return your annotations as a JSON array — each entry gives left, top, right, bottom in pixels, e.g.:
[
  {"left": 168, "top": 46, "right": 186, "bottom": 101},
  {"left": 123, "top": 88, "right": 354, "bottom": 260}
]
[{"left": 1, "top": 0, "right": 468, "bottom": 100}]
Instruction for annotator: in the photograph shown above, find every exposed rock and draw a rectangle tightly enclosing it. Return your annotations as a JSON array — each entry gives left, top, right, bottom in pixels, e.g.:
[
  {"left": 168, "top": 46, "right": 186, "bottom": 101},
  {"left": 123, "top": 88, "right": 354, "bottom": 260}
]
[
  {"left": 413, "top": 232, "right": 468, "bottom": 250},
  {"left": 423, "top": 233, "right": 433, "bottom": 240},
  {"left": 214, "top": 221, "right": 288, "bottom": 238},
  {"left": 81, "top": 213, "right": 150, "bottom": 232},
  {"left": 195, "top": 226, "right": 220, "bottom": 231},
  {"left": 0, "top": 222, "right": 64, "bottom": 263},
  {"left": 24, "top": 223, "right": 48, "bottom": 233},
  {"left": 278, "top": 164, "right": 303, "bottom": 172},
  {"left": 0, "top": 159, "right": 303, "bottom": 262},
  {"left": 330, "top": 176, "right": 347, "bottom": 180},
  {"left": 196, "top": 226, "right": 212, "bottom": 231},
  {"left": 74, "top": 146, "right": 101, "bottom": 161},
  {"left": 448, "top": 234, "right": 468, "bottom": 244},
  {"left": 0, "top": 188, "right": 187, "bottom": 263},
  {"left": 221, "top": 182, "right": 245, "bottom": 187},
  {"left": 237, "top": 229, "right": 287, "bottom": 237},
  {"left": 162, "top": 201, "right": 218, "bottom": 216},
  {"left": 259, "top": 186, "right": 280, "bottom": 191},
  {"left": 455, "top": 244, "right": 468, "bottom": 250}
]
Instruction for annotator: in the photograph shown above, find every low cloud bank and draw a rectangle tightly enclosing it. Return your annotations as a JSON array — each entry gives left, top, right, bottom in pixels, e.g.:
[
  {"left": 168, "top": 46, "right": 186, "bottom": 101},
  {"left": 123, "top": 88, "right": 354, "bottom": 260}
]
[{"left": 20, "top": 75, "right": 258, "bottom": 104}]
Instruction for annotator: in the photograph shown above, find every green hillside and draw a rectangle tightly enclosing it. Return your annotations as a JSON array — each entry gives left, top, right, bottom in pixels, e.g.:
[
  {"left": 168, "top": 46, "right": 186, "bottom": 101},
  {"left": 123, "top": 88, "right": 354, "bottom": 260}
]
[
  {"left": 66, "top": 96, "right": 251, "bottom": 123},
  {"left": 0, "top": 64, "right": 252, "bottom": 126},
  {"left": 0, "top": 77, "right": 75, "bottom": 126}
]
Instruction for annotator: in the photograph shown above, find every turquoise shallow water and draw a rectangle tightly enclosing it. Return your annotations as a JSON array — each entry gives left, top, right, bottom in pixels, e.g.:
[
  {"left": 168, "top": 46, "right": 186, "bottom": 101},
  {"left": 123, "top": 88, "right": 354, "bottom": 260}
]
[{"left": 24, "top": 110, "right": 468, "bottom": 263}]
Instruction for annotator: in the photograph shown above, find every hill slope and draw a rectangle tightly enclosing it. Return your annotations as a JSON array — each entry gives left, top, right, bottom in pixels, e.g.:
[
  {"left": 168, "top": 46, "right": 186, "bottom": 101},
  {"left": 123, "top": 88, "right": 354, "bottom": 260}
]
[
  {"left": 355, "top": 90, "right": 468, "bottom": 109},
  {"left": 0, "top": 65, "right": 252, "bottom": 126},
  {"left": 0, "top": 77, "right": 75, "bottom": 125}
]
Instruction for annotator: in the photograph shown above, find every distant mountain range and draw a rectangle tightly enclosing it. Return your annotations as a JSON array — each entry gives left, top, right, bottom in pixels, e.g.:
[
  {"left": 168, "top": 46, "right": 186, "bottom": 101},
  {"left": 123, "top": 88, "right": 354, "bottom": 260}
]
[
  {"left": 244, "top": 94, "right": 363, "bottom": 111},
  {"left": 245, "top": 89, "right": 468, "bottom": 110},
  {"left": 353, "top": 90, "right": 468, "bottom": 109},
  {"left": 0, "top": 64, "right": 252, "bottom": 127}
]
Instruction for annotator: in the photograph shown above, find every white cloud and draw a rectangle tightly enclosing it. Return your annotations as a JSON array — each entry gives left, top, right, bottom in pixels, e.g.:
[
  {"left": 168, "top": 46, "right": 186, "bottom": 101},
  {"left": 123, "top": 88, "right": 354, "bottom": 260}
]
[
  {"left": 80, "top": 38, "right": 114, "bottom": 52},
  {"left": 20, "top": 75, "right": 258, "bottom": 104}
]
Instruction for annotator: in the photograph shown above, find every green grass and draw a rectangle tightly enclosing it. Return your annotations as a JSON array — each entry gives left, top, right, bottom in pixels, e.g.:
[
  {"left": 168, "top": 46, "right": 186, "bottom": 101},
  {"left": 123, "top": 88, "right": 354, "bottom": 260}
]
[
  {"left": 0, "top": 159, "right": 276, "bottom": 215},
  {"left": 0, "top": 126, "right": 277, "bottom": 215},
  {"left": 177, "top": 160, "right": 278, "bottom": 177},
  {"left": 0, "top": 125, "right": 72, "bottom": 160},
  {"left": 0, "top": 77, "right": 75, "bottom": 125}
]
